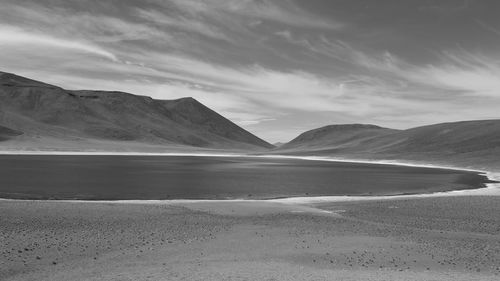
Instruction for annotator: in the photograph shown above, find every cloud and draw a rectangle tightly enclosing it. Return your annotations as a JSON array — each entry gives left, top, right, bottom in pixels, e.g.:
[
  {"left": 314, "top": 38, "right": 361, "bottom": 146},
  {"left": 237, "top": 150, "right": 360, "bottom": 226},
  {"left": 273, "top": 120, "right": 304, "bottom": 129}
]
[
  {"left": 0, "top": 2, "right": 171, "bottom": 44},
  {"left": 120, "top": 51, "right": 352, "bottom": 111},
  {"left": 221, "top": 0, "right": 342, "bottom": 29},
  {"left": 0, "top": 25, "right": 117, "bottom": 61},
  {"left": 274, "top": 30, "right": 293, "bottom": 40},
  {"left": 302, "top": 36, "right": 500, "bottom": 101},
  {"left": 2, "top": 0, "right": 500, "bottom": 142},
  {"left": 149, "top": 0, "right": 343, "bottom": 32},
  {"left": 409, "top": 51, "right": 500, "bottom": 98},
  {"left": 346, "top": 46, "right": 500, "bottom": 100},
  {"left": 475, "top": 19, "right": 500, "bottom": 37},
  {"left": 134, "top": 9, "right": 229, "bottom": 41}
]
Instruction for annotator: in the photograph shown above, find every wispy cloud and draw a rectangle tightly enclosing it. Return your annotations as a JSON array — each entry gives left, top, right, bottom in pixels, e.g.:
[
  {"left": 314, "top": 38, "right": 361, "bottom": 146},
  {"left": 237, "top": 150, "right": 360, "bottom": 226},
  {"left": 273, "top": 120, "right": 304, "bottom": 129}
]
[
  {"left": 300, "top": 35, "right": 500, "bottom": 99},
  {"left": 0, "top": 26, "right": 117, "bottom": 61},
  {"left": 134, "top": 9, "right": 229, "bottom": 41},
  {"left": 1, "top": 0, "right": 500, "bottom": 142},
  {"left": 475, "top": 19, "right": 500, "bottom": 37},
  {"left": 161, "top": 0, "right": 343, "bottom": 30},
  {"left": 0, "top": 3, "right": 167, "bottom": 43},
  {"left": 410, "top": 51, "right": 500, "bottom": 98}
]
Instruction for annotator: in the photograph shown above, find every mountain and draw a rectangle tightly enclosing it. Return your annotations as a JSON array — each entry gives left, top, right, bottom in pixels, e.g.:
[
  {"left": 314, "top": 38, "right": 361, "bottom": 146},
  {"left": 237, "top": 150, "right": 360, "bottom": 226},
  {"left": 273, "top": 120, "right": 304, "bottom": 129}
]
[
  {"left": 0, "top": 71, "right": 273, "bottom": 151},
  {"left": 275, "top": 120, "right": 500, "bottom": 170},
  {"left": 279, "top": 124, "right": 398, "bottom": 152},
  {"left": 0, "top": 124, "right": 23, "bottom": 141}
]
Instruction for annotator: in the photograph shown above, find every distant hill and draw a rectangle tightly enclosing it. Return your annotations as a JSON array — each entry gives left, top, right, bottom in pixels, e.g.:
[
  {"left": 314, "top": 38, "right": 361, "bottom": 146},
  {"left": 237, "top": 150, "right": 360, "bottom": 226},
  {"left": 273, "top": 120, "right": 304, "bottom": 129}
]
[
  {"left": 274, "top": 120, "right": 500, "bottom": 170},
  {"left": 0, "top": 124, "right": 23, "bottom": 141},
  {"left": 280, "top": 124, "right": 398, "bottom": 151},
  {"left": 0, "top": 71, "right": 273, "bottom": 151}
]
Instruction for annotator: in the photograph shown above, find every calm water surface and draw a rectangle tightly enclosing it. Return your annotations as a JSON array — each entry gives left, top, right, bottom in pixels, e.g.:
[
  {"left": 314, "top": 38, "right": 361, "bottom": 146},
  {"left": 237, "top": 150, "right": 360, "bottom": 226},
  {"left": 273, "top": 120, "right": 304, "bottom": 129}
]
[{"left": 0, "top": 155, "right": 492, "bottom": 200}]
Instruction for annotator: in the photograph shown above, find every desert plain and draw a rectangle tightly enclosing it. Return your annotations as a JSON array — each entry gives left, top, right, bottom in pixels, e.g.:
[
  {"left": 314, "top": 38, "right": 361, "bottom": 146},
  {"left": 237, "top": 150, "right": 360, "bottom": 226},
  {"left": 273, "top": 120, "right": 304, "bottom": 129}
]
[{"left": 1, "top": 194, "right": 499, "bottom": 281}]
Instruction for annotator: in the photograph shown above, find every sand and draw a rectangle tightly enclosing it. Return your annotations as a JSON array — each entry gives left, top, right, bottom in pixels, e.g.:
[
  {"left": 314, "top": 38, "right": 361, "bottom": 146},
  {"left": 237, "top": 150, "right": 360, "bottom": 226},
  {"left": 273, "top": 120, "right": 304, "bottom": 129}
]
[{"left": 1, "top": 196, "right": 499, "bottom": 281}]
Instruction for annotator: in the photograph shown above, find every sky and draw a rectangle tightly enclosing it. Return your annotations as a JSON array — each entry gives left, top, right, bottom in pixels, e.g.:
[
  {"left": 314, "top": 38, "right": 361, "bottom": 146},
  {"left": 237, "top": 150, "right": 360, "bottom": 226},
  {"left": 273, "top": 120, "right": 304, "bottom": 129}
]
[{"left": 1, "top": 0, "right": 500, "bottom": 143}]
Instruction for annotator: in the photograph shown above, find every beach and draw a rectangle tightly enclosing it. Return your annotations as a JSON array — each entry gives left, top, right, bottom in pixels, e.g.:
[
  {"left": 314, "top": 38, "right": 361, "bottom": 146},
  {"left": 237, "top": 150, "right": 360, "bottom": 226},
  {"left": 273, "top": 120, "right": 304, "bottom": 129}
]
[{"left": 2, "top": 196, "right": 499, "bottom": 281}]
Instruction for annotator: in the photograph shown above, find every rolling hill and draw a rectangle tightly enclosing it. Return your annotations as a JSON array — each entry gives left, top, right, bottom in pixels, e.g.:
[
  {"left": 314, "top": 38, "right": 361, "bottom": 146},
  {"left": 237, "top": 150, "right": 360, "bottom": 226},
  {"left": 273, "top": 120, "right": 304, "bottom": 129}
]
[
  {"left": 275, "top": 120, "right": 500, "bottom": 170},
  {"left": 0, "top": 124, "right": 23, "bottom": 141},
  {"left": 279, "top": 124, "right": 399, "bottom": 152},
  {"left": 0, "top": 71, "right": 273, "bottom": 151}
]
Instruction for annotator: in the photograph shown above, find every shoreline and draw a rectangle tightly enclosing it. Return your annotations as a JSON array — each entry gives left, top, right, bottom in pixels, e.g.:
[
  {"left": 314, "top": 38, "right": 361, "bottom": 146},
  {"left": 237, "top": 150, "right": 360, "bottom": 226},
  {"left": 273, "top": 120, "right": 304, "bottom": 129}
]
[
  {"left": 1, "top": 183, "right": 498, "bottom": 205},
  {"left": 0, "top": 150, "right": 492, "bottom": 172},
  {"left": 2, "top": 152, "right": 500, "bottom": 280},
  {"left": 0, "top": 151, "right": 499, "bottom": 204}
]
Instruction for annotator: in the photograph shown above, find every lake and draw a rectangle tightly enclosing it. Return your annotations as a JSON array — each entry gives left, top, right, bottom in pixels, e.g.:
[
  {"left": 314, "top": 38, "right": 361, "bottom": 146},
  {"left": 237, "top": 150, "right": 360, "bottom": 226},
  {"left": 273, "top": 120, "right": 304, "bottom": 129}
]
[{"left": 0, "top": 155, "right": 492, "bottom": 200}]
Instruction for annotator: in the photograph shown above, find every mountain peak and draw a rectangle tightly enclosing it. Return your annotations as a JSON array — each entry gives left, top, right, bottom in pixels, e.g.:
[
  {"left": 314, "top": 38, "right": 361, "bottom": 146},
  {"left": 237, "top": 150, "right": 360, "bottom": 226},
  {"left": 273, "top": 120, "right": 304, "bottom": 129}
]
[
  {"left": 162, "top": 97, "right": 274, "bottom": 149},
  {"left": 0, "top": 72, "right": 273, "bottom": 151},
  {"left": 176, "top": 97, "right": 197, "bottom": 102}
]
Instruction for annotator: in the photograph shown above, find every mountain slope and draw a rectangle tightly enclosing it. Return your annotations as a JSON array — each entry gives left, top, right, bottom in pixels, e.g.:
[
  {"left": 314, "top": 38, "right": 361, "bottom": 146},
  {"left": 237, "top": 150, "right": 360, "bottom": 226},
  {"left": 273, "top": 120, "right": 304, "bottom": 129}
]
[
  {"left": 0, "top": 124, "right": 23, "bottom": 141},
  {"left": 275, "top": 120, "right": 500, "bottom": 169},
  {"left": 0, "top": 71, "right": 273, "bottom": 151},
  {"left": 362, "top": 120, "right": 500, "bottom": 154},
  {"left": 279, "top": 124, "right": 398, "bottom": 152},
  {"left": 161, "top": 97, "right": 272, "bottom": 148}
]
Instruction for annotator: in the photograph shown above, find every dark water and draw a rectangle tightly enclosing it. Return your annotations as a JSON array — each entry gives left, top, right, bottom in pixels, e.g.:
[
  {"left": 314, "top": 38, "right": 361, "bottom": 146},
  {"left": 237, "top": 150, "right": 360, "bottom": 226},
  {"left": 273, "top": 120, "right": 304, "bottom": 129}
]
[{"left": 0, "top": 155, "right": 492, "bottom": 200}]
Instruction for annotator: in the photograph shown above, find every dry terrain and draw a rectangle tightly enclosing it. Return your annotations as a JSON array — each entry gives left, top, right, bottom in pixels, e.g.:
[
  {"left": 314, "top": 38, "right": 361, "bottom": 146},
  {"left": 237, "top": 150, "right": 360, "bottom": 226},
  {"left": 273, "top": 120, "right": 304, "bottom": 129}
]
[
  {"left": 273, "top": 121, "right": 500, "bottom": 171},
  {"left": 0, "top": 71, "right": 273, "bottom": 151},
  {"left": 1, "top": 196, "right": 499, "bottom": 281}
]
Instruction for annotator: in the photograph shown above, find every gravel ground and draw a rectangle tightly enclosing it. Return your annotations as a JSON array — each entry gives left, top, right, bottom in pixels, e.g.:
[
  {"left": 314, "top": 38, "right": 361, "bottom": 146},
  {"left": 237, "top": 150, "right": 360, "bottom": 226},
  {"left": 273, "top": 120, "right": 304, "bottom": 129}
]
[{"left": 1, "top": 196, "right": 499, "bottom": 280}]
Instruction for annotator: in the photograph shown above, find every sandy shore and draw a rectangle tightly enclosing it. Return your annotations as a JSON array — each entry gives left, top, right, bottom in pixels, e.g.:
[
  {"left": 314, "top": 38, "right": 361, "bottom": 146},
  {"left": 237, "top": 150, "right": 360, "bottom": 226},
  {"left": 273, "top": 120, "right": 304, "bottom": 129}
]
[{"left": 1, "top": 196, "right": 499, "bottom": 281}]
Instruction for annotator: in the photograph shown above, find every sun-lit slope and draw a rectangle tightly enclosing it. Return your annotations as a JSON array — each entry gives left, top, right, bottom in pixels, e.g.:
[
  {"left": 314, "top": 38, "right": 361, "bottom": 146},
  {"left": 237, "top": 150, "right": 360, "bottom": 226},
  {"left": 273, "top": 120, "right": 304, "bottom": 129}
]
[
  {"left": 276, "top": 120, "right": 500, "bottom": 169},
  {"left": 0, "top": 71, "right": 273, "bottom": 150},
  {"left": 366, "top": 120, "right": 500, "bottom": 154},
  {"left": 368, "top": 120, "right": 500, "bottom": 168},
  {"left": 278, "top": 124, "right": 399, "bottom": 152}
]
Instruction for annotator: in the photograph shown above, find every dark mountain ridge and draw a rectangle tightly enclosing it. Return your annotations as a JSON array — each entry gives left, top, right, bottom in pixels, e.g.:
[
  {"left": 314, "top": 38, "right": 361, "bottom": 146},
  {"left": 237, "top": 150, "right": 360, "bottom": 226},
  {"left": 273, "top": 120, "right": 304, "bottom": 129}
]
[{"left": 0, "top": 71, "right": 273, "bottom": 150}]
